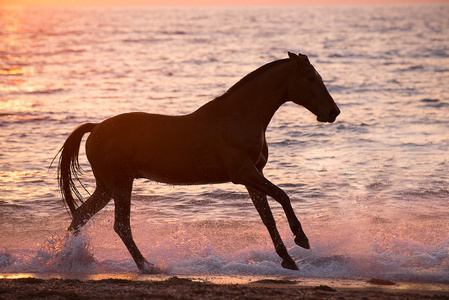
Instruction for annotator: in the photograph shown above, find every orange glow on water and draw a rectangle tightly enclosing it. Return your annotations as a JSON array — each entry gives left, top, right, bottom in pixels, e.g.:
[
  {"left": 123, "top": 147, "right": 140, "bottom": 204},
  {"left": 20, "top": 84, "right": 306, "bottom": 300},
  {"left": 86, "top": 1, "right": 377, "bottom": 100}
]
[
  {"left": 0, "top": 274, "right": 36, "bottom": 279},
  {"left": 0, "top": 99, "right": 41, "bottom": 112},
  {"left": 0, "top": 8, "right": 40, "bottom": 98},
  {"left": 1, "top": 0, "right": 441, "bottom": 6},
  {"left": 0, "top": 68, "right": 26, "bottom": 76}
]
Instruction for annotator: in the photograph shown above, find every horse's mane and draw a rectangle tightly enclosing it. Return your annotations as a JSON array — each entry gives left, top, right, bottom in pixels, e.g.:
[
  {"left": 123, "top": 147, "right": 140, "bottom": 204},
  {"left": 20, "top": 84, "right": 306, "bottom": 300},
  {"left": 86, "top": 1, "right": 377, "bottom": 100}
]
[{"left": 213, "top": 58, "right": 290, "bottom": 102}]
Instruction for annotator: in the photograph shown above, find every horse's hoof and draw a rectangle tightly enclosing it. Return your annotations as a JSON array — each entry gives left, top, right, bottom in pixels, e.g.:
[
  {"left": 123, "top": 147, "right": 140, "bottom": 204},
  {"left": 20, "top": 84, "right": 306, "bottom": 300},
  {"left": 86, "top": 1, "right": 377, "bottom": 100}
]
[
  {"left": 282, "top": 258, "right": 299, "bottom": 270},
  {"left": 67, "top": 222, "right": 81, "bottom": 236},
  {"left": 67, "top": 227, "right": 80, "bottom": 237},
  {"left": 140, "top": 261, "right": 162, "bottom": 274},
  {"left": 294, "top": 235, "right": 310, "bottom": 249}
]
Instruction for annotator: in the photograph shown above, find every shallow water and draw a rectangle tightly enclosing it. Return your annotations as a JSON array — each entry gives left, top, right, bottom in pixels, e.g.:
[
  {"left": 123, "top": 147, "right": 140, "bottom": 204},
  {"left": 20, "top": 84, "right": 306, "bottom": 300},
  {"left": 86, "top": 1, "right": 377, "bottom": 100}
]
[{"left": 1, "top": 4, "right": 448, "bottom": 283}]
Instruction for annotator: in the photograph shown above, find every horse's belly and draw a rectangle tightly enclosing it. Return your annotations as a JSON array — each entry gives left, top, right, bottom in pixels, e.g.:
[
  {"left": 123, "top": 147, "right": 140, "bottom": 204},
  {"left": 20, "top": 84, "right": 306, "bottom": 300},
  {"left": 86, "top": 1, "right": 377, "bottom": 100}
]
[{"left": 136, "top": 165, "right": 230, "bottom": 185}]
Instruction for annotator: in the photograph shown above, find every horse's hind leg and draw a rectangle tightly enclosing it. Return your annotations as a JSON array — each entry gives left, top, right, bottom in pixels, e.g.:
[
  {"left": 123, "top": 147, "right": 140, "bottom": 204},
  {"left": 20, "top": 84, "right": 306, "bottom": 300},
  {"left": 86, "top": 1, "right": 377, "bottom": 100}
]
[
  {"left": 111, "top": 179, "right": 156, "bottom": 273},
  {"left": 68, "top": 181, "right": 112, "bottom": 233},
  {"left": 247, "top": 187, "right": 298, "bottom": 270}
]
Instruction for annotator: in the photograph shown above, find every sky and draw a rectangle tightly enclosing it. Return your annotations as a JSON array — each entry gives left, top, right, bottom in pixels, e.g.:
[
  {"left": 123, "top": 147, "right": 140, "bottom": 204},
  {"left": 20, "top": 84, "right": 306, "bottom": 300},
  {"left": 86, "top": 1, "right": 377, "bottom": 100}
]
[{"left": 1, "top": 0, "right": 441, "bottom": 6}]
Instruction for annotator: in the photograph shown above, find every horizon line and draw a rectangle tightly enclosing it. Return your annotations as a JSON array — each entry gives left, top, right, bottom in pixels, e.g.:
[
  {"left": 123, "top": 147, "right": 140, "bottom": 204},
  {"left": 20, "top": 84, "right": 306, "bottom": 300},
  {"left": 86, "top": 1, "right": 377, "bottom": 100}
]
[{"left": 1, "top": 0, "right": 445, "bottom": 8}]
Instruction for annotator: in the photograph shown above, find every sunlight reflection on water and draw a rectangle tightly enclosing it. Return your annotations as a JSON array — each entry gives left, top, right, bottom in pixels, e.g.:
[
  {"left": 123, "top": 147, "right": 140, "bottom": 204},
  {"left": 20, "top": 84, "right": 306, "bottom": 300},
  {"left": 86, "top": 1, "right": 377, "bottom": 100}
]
[{"left": 0, "top": 4, "right": 448, "bottom": 282}]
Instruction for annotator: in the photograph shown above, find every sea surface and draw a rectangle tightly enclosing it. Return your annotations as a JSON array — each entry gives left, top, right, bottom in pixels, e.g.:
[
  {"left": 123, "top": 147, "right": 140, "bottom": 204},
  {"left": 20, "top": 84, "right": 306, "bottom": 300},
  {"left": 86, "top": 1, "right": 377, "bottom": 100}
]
[{"left": 1, "top": 4, "right": 448, "bottom": 283}]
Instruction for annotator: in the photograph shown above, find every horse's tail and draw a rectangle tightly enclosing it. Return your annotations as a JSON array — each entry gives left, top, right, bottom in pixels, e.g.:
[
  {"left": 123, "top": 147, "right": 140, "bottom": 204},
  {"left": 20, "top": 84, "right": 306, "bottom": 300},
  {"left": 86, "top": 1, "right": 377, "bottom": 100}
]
[{"left": 56, "top": 123, "right": 96, "bottom": 217}]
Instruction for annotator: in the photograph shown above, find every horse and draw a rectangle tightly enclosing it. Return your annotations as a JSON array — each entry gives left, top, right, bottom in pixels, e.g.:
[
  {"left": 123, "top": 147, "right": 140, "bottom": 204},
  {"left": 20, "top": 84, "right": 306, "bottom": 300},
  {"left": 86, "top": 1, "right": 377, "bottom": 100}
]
[{"left": 56, "top": 52, "right": 340, "bottom": 273}]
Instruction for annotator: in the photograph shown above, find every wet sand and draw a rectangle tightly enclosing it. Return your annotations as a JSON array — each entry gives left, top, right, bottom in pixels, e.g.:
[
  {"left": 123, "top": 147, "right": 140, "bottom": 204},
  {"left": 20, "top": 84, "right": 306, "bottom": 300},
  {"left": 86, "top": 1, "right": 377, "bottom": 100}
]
[{"left": 1, "top": 275, "right": 448, "bottom": 299}]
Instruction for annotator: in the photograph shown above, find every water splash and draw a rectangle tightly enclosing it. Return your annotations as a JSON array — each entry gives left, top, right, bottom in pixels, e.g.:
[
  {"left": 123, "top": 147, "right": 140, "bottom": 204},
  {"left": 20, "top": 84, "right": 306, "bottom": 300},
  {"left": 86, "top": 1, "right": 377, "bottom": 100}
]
[{"left": 29, "top": 233, "right": 97, "bottom": 273}]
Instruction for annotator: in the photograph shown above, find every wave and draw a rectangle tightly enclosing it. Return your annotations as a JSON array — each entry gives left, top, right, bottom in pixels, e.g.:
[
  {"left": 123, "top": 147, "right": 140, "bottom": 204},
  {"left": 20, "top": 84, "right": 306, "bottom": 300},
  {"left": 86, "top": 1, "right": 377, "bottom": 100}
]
[
  {"left": 20, "top": 49, "right": 88, "bottom": 57},
  {"left": 269, "top": 139, "right": 308, "bottom": 146},
  {"left": 159, "top": 30, "right": 187, "bottom": 35},
  {"left": 2, "top": 88, "right": 67, "bottom": 96},
  {"left": 395, "top": 65, "right": 425, "bottom": 72},
  {"left": 122, "top": 38, "right": 167, "bottom": 44},
  {"left": 0, "top": 113, "right": 55, "bottom": 124},
  {"left": 0, "top": 111, "right": 83, "bottom": 128},
  {"left": 397, "top": 188, "right": 449, "bottom": 199},
  {"left": 1, "top": 219, "right": 448, "bottom": 283},
  {"left": 25, "top": 88, "right": 66, "bottom": 95},
  {"left": 420, "top": 98, "right": 449, "bottom": 108}
]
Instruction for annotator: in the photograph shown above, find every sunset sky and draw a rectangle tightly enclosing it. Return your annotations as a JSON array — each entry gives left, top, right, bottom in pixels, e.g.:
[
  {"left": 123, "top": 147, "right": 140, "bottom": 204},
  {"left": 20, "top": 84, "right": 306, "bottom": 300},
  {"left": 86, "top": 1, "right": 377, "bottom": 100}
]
[{"left": 2, "top": 0, "right": 440, "bottom": 6}]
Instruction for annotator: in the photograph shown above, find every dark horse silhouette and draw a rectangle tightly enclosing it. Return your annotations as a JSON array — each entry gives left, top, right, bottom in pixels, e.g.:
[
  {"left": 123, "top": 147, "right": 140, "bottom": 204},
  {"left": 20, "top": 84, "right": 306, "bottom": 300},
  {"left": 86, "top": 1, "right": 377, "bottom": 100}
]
[{"left": 57, "top": 52, "right": 340, "bottom": 272}]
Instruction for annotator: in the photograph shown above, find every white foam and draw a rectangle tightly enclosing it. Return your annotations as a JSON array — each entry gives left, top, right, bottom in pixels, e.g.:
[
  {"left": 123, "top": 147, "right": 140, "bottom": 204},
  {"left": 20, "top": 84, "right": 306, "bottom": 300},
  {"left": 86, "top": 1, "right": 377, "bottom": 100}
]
[{"left": 1, "top": 212, "right": 448, "bottom": 283}]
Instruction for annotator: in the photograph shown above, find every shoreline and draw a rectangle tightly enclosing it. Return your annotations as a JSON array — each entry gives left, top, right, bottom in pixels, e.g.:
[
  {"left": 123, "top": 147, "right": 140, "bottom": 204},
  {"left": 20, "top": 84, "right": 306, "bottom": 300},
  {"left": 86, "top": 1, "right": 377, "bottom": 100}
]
[{"left": 1, "top": 274, "right": 448, "bottom": 299}]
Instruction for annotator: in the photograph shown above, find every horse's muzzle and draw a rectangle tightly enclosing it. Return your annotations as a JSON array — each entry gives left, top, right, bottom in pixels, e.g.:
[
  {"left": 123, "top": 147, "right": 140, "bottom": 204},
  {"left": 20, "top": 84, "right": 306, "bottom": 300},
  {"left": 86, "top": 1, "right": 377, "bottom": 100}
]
[{"left": 317, "top": 107, "right": 340, "bottom": 123}]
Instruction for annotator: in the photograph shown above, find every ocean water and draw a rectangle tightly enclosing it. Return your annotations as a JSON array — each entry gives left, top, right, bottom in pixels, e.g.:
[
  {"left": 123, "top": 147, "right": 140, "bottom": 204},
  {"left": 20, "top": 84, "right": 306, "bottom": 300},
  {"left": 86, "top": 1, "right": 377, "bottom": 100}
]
[{"left": 1, "top": 4, "right": 448, "bottom": 283}]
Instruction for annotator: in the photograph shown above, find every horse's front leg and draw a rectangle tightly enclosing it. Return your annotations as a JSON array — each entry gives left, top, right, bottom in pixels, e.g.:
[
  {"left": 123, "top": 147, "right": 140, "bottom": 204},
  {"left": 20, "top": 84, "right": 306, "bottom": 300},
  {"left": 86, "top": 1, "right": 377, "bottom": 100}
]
[
  {"left": 232, "top": 161, "right": 310, "bottom": 250},
  {"left": 246, "top": 187, "right": 298, "bottom": 270}
]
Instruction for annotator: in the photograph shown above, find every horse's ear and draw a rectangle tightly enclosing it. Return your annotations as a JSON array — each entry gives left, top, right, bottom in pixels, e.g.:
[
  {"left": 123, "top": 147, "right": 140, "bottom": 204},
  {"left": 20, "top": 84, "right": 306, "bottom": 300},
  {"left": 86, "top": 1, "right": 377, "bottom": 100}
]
[
  {"left": 288, "top": 52, "right": 298, "bottom": 60},
  {"left": 300, "top": 53, "right": 310, "bottom": 63},
  {"left": 288, "top": 52, "right": 301, "bottom": 67},
  {"left": 292, "top": 53, "right": 311, "bottom": 66}
]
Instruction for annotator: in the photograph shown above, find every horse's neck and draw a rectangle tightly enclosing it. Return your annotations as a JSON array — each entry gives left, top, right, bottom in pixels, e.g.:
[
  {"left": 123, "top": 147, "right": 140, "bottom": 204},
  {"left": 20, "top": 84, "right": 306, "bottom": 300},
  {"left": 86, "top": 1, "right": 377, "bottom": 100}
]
[{"left": 218, "top": 62, "right": 292, "bottom": 129}]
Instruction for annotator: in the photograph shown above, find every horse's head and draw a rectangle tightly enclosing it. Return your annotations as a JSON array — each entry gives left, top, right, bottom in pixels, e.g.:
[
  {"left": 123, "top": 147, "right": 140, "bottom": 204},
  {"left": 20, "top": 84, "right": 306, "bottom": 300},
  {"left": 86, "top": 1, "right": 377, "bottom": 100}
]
[{"left": 286, "top": 52, "right": 340, "bottom": 123}]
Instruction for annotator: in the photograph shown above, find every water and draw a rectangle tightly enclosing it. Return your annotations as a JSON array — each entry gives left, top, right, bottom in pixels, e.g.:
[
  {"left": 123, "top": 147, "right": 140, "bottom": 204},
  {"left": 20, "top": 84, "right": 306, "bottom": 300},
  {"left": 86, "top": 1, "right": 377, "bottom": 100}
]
[{"left": 1, "top": 4, "right": 448, "bottom": 283}]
